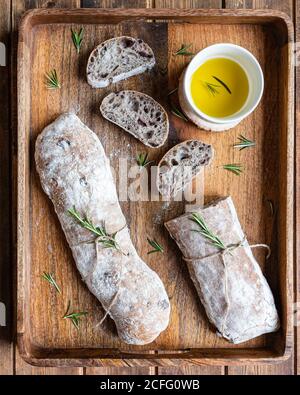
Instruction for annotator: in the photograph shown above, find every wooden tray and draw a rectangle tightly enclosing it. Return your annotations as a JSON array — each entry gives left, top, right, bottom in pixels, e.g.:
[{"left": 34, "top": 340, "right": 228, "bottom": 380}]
[{"left": 17, "top": 8, "right": 294, "bottom": 367}]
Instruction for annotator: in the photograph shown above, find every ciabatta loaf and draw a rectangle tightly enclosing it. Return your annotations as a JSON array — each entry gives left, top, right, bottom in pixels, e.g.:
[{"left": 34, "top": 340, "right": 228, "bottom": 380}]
[
  {"left": 157, "top": 140, "right": 213, "bottom": 198},
  {"left": 165, "top": 197, "right": 279, "bottom": 344},
  {"left": 100, "top": 91, "right": 169, "bottom": 148},
  {"left": 87, "top": 36, "right": 155, "bottom": 88},
  {"left": 35, "top": 113, "right": 170, "bottom": 345}
]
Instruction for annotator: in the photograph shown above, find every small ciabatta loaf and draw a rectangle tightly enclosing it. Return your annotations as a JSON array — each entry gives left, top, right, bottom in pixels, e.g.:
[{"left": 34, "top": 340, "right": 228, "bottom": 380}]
[
  {"left": 87, "top": 36, "right": 155, "bottom": 88},
  {"left": 35, "top": 113, "right": 170, "bottom": 345},
  {"left": 157, "top": 140, "right": 213, "bottom": 198},
  {"left": 165, "top": 197, "right": 279, "bottom": 344},
  {"left": 100, "top": 90, "right": 169, "bottom": 148}
]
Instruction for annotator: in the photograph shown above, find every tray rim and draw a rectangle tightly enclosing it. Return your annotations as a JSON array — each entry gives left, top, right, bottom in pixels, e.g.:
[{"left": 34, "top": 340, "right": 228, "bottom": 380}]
[{"left": 17, "top": 7, "right": 294, "bottom": 367}]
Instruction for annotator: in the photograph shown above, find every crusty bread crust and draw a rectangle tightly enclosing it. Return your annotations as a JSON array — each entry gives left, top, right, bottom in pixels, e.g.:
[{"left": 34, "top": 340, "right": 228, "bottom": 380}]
[
  {"left": 100, "top": 90, "right": 169, "bottom": 148},
  {"left": 157, "top": 140, "right": 213, "bottom": 198},
  {"left": 35, "top": 113, "right": 170, "bottom": 345},
  {"left": 87, "top": 36, "right": 155, "bottom": 88}
]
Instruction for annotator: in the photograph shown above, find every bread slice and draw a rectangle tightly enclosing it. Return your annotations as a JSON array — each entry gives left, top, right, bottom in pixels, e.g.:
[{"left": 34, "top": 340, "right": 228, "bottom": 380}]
[
  {"left": 157, "top": 140, "right": 213, "bottom": 198},
  {"left": 87, "top": 36, "right": 155, "bottom": 88},
  {"left": 100, "top": 90, "right": 169, "bottom": 148}
]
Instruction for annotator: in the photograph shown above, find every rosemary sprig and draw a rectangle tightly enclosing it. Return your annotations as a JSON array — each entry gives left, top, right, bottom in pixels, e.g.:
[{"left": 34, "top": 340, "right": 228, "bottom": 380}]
[
  {"left": 212, "top": 75, "right": 232, "bottom": 94},
  {"left": 68, "top": 207, "right": 123, "bottom": 253},
  {"left": 71, "top": 28, "right": 84, "bottom": 54},
  {"left": 147, "top": 238, "right": 164, "bottom": 254},
  {"left": 170, "top": 103, "right": 189, "bottom": 122},
  {"left": 63, "top": 300, "right": 87, "bottom": 330},
  {"left": 201, "top": 81, "right": 221, "bottom": 97},
  {"left": 190, "top": 213, "right": 226, "bottom": 250},
  {"left": 223, "top": 163, "right": 243, "bottom": 176},
  {"left": 174, "top": 43, "right": 194, "bottom": 56},
  {"left": 45, "top": 69, "right": 61, "bottom": 90},
  {"left": 166, "top": 87, "right": 188, "bottom": 121},
  {"left": 233, "top": 134, "right": 256, "bottom": 150},
  {"left": 41, "top": 272, "right": 61, "bottom": 294},
  {"left": 167, "top": 88, "right": 189, "bottom": 122},
  {"left": 136, "top": 153, "right": 153, "bottom": 168}
]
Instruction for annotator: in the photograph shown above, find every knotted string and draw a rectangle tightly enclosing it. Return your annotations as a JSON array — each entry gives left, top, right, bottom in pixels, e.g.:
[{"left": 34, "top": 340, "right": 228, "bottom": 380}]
[
  {"left": 182, "top": 239, "right": 271, "bottom": 334},
  {"left": 71, "top": 224, "right": 128, "bottom": 327},
  {"left": 94, "top": 232, "right": 128, "bottom": 327}
]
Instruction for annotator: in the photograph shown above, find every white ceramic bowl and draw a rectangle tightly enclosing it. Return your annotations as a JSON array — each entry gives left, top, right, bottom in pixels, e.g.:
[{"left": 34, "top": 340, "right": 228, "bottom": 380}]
[{"left": 183, "top": 43, "right": 264, "bottom": 124}]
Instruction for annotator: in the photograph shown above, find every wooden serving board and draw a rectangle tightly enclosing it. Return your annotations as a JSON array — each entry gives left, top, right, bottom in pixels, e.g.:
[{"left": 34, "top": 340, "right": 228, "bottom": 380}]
[{"left": 17, "top": 8, "right": 294, "bottom": 367}]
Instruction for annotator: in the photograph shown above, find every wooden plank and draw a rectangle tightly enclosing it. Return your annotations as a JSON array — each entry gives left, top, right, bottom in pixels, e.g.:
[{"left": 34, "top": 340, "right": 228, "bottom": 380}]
[
  {"left": 0, "top": 0, "right": 13, "bottom": 376},
  {"left": 225, "top": 0, "right": 293, "bottom": 15},
  {"left": 155, "top": 0, "right": 224, "bottom": 377},
  {"left": 12, "top": 0, "right": 82, "bottom": 377},
  {"left": 82, "top": 0, "right": 151, "bottom": 7},
  {"left": 154, "top": 0, "right": 222, "bottom": 7},
  {"left": 225, "top": 0, "right": 294, "bottom": 378},
  {"left": 68, "top": 0, "right": 154, "bottom": 377},
  {"left": 295, "top": 0, "right": 300, "bottom": 376}
]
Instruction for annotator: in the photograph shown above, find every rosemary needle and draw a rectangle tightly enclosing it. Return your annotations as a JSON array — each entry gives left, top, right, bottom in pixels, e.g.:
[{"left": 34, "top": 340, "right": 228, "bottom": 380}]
[
  {"left": 170, "top": 103, "right": 189, "bottom": 122},
  {"left": 71, "top": 28, "right": 84, "bottom": 54},
  {"left": 190, "top": 213, "right": 226, "bottom": 250},
  {"left": 41, "top": 272, "right": 61, "bottom": 294},
  {"left": 136, "top": 153, "right": 153, "bottom": 168},
  {"left": 45, "top": 69, "right": 61, "bottom": 90},
  {"left": 174, "top": 43, "right": 194, "bottom": 56},
  {"left": 201, "top": 81, "right": 221, "bottom": 97},
  {"left": 233, "top": 134, "right": 256, "bottom": 150},
  {"left": 212, "top": 75, "right": 232, "bottom": 94},
  {"left": 147, "top": 238, "right": 164, "bottom": 254},
  {"left": 63, "top": 300, "right": 87, "bottom": 331},
  {"left": 223, "top": 163, "right": 243, "bottom": 176}
]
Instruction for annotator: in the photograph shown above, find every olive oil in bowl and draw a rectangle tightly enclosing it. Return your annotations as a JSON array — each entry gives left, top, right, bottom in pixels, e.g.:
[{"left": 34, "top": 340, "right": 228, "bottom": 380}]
[{"left": 190, "top": 58, "right": 249, "bottom": 118}]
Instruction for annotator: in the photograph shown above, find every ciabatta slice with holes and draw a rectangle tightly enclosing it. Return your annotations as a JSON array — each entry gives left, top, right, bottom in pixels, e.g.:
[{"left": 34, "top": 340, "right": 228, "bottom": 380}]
[
  {"left": 87, "top": 36, "right": 155, "bottom": 88},
  {"left": 157, "top": 140, "right": 213, "bottom": 198},
  {"left": 100, "top": 90, "right": 169, "bottom": 148}
]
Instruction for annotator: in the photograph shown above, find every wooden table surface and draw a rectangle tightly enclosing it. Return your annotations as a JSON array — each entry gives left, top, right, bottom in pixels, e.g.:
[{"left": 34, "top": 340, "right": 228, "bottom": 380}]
[{"left": 0, "top": 0, "right": 298, "bottom": 376}]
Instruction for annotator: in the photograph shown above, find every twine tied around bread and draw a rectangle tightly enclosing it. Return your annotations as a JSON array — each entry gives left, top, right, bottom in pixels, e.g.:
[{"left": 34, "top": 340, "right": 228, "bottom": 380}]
[
  {"left": 79, "top": 232, "right": 127, "bottom": 327},
  {"left": 69, "top": 211, "right": 128, "bottom": 327},
  {"left": 183, "top": 238, "right": 271, "bottom": 334},
  {"left": 94, "top": 230, "right": 128, "bottom": 328}
]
